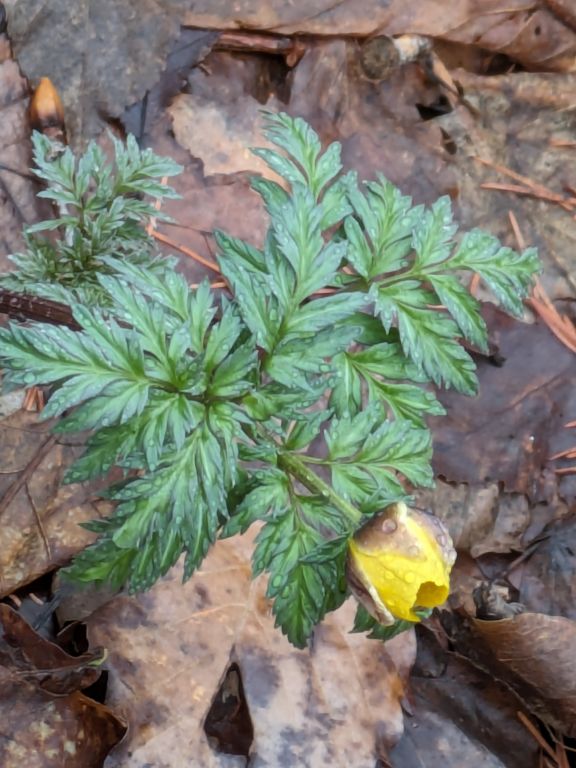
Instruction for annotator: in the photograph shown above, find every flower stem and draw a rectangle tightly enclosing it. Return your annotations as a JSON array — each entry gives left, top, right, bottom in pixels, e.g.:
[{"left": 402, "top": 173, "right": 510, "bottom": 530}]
[{"left": 277, "top": 451, "right": 362, "bottom": 525}]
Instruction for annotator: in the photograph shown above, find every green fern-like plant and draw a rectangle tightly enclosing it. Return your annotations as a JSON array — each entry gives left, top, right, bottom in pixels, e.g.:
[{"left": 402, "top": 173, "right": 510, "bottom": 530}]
[
  {"left": 0, "top": 132, "right": 181, "bottom": 306},
  {"left": 0, "top": 113, "right": 540, "bottom": 647}
]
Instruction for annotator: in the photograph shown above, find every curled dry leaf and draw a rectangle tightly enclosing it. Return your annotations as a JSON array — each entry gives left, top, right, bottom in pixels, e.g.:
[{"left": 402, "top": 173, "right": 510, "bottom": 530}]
[
  {"left": 473, "top": 612, "right": 576, "bottom": 737},
  {"left": 181, "top": 0, "right": 576, "bottom": 71},
  {"left": 0, "top": 603, "right": 105, "bottom": 693},
  {"left": 0, "top": 603, "right": 126, "bottom": 768}
]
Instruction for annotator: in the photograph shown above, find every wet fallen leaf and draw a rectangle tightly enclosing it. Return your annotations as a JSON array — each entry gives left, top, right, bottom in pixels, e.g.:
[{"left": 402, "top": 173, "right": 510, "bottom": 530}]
[
  {"left": 431, "top": 304, "right": 576, "bottom": 503},
  {"left": 435, "top": 69, "right": 576, "bottom": 299},
  {"left": 0, "top": 408, "right": 114, "bottom": 597},
  {"left": 388, "top": 624, "right": 539, "bottom": 768},
  {"left": 0, "top": 603, "right": 104, "bottom": 693},
  {"left": 416, "top": 480, "right": 544, "bottom": 558},
  {"left": 0, "top": 13, "right": 45, "bottom": 265},
  {"left": 121, "top": 27, "right": 218, "bottom": 144},
  {"left": 473, "top": 613, "right": 576, "bottom": 737},
  {"left": 514, "top": 515, "right": 576, "bottom": 619},
  {"left": 4, "top": 0, "right": 210, "bottom": 146},
  {"left": 0, "top": 603, "right": 126, "bottom": 767},
  {"left": 85, "top": 530, "right": 415, "bottom": 767},
  {"left": 0, "top": 685, "right": 126, "bottom": 768},
  {"left": 181, "top": 0, "right": 576, "bottom": 71}
]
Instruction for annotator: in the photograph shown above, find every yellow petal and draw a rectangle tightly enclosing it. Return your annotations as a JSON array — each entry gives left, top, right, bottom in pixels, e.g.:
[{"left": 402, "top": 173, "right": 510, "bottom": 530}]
[{"left": 347, "top": 503, "right": 454, "bottom": 623}]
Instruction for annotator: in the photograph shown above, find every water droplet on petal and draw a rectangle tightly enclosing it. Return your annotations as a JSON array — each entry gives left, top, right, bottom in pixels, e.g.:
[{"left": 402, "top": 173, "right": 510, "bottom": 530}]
[{"left": 381, "top": 519, "right": 397, "bottom": 534}]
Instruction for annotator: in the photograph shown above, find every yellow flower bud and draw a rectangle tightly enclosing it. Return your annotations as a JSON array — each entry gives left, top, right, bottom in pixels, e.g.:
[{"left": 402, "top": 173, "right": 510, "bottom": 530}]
[{"left": 346, "top": 502, "right": 456, "bottom": 625}]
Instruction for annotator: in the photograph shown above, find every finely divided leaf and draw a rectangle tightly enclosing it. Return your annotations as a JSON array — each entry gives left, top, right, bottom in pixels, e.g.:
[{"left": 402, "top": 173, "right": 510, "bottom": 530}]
[
  {"left": 450, "top": 229, "right": 540, "bottom": 316},
  {"left": 373, "top": 281, "right": 477, "bottom": 394},
  {"left": 253, "top": 498, "right": 348, "bottom": 647},
  {"left": 326, "top": 406, "right": 433, "bottom": 507},
  {"left": 412, "top": 196, "right": 457, "bottom": 269}
]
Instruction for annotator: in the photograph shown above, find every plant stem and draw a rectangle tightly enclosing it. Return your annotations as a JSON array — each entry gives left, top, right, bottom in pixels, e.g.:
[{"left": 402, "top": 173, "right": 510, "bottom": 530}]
[{"left": 277, "top": 450, "right": 362, "bottom": 525}]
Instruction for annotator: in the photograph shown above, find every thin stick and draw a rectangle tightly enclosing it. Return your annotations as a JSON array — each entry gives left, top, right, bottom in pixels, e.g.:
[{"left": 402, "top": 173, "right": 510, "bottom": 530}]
[
  {"left": 25, "top": 483, "right": 52, "bottom": 560},
  {"left": 508, "top": 210, "right": 526, "bottom": 250},
  {"left": 146, "top": 175, "right": 168, "bottom": 236},
  {"left": 151, "top": 230, "right": 222, "bottom": 273},
  {"left": 517, "top": 712, "right": 558, "bottom": 763},
  {"left": 476, "top": 157, "right": 575, "bottom": 213},
  {"left": 480, "top": 182, "right": 576, "bottom": 210}
]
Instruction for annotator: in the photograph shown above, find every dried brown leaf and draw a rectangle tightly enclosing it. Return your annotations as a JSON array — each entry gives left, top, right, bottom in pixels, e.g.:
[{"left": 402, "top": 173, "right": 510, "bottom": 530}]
[
  {"left": 85, "top": 531, "right": 415, "bottom": 767},
  {"left": 0, "top": 603, "right": 104, "bottom": 694},
  {"left": 0, "top": 603, "right": 125, "bottom": 768},
  {"left": 0, "top": 409, "right": 113, "bottom": 597},
  {"left": 4, "top": 0, "right": 209, "bottom": 146},
  {"left": 473, "top": 613, "right": 576, "bottom": 737},
  {"left": 389, "top": 624, "right": 540, "bottom": 768},
  {"left": 181, "top": 0, "right": 576, "bottom": 71},
  {"left": 431, "top": 304, "right": 576, "bottom": 503},
  {"left": 515, "top": 516, "right": 576, "bottom": 620},
  {"left": 0, "top": 17, "right": 45, "bottom": 265},
  {"left": 168, "top": 94, "right": 281, "bottom": 180}
]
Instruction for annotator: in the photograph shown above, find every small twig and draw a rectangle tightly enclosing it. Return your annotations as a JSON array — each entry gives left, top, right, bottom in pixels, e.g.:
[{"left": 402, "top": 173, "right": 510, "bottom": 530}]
[
  {"left": 146, "top": 175, "right": 168, "bottom": 236},
  {"left": 0, "top": 289, "right": 81, "bottom": 329},
  {"left": 481, "top": 182, "right": 576, "bottom": 210},
  {"left": 508, "top": 210, "right": 526, "bottom": 251},
  {"left": 28, "top": 592, "right": 45, "bottom": 606},
  {"left": 24, "top": 483, "right": 52, "bottom": 560},
  {"left": 151, "top": 230, "right": 221, "bottom": 273},
  {"left": 517, "top": 711, "right": 559, "bottom": 764},
  {"left": 22, "top": 387, "right": 45, "bottom": 412},
  {"left": 476, "top": 157, "right": 575, "bottom": 213},
  {"left": 5, "top": 594, "right": 21, "bottom": 609},
  {"left": 190, "top": 280, "right": 227, "bottom": 290}
]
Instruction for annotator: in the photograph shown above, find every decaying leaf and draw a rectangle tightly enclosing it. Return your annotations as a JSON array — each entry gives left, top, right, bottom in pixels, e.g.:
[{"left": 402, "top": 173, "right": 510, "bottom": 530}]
[
  {"left": 431, "top": 304, "right": 576, "bottom": 502},
  {"left": 388, "top": 624, "right": 540, "bottom": 768},
  {"left": 416, "top": 480, "right": 539, "bottom": 559},
  {"left": 0, "top": 604, "right": 125, "bottom": 767},
  {"left": 4, "top": 0, "right": 213, "bottom": 145},
  {"left": 0, "top": 10, "right": 45, "bottom": 264},
  {"left": 0, "top": 409, "right": 113, "bottom": 597},
  {"left": 84, "top": 530, "right": 416, "bottom": 767},
  {"left": 121, "top": 27, "right": 218, "bottom": 143},
  {"left": 473, "top": 612, "right": 576, "bottom": 737},
  {"left": 514, "top": 515, "right": 576, "bottom": 620},
  {"left": 168, "top": 93, "right": 281, "bottom": 180},
  {"left": 180, "top": 0, "right": 576, "bottom": 71},
  {"left": 0, "top": 603, "right": 105, "bottom": 693}
]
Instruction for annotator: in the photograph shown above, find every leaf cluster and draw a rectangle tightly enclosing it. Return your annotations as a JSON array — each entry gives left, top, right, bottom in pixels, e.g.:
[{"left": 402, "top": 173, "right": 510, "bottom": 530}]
[
  {"left": 0, "top": 113, "right": 540, "bottom": 647},
  {"left": 0, "top": 132, "right": 181, "bottom": 306}
]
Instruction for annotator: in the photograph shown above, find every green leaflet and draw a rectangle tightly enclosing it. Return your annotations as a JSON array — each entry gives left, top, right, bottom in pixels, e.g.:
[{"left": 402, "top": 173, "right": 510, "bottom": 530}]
[
  {"left": 449, "top": 229, "right": 540, "bottom": 317},
  {"left": 329, "top": 342, "right": 444, "bottom": 425},
  {"left": 326, "top": 405, "right": 433, "bottom": 508},
  {"left": 352, "top": 604, "right": 431, "bottom": 641},
  {"left": 64, "top": 412, "right": 240, "bottom": 591},
  {"left": 373, "top": 281, "right": 478, "bottom": 393},
  {"left": 252, "top": 496, "right": 348, "bottom": 648}
]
